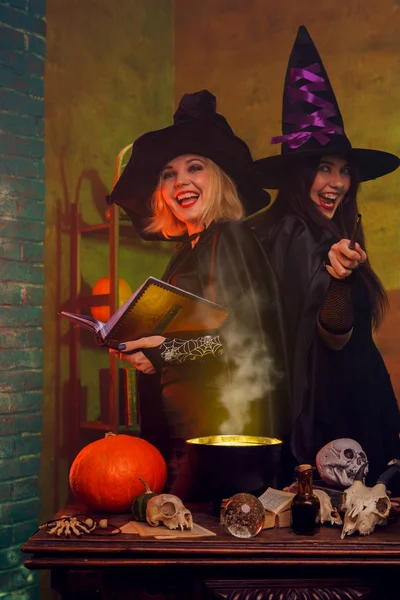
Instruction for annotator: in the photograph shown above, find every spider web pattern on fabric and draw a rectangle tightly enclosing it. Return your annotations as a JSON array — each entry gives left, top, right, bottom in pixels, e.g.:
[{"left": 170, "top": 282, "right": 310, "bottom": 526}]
[{"left": 160, "top": 335, "right": 223, "bottom": 364}]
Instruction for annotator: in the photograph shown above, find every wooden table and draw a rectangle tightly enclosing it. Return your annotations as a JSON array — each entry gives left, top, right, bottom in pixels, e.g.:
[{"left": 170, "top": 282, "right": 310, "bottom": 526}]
[{"left": 22, "top": 504, "right": 400, "bottom": 600}]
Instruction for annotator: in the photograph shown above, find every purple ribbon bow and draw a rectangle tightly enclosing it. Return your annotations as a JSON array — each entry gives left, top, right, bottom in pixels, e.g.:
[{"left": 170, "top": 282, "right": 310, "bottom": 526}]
[{"left": 271, "top": 63, "right": 344, "bottom": 149}]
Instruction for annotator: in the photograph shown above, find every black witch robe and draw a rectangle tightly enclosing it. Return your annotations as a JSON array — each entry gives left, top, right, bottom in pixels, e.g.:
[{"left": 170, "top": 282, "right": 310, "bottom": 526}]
[
  {"left": 138, "top": 220, "right": 291, "bottom": 485},
  {"left": 250, "top": 213, "right": 400, "bottom": 485}
]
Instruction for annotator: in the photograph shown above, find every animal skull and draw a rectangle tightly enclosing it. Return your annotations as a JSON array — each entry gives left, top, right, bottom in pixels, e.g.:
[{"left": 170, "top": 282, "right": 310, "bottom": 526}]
[
  {"left": 341, "top": 482, "right": 390, "bottom": 538},
  {"left": 316, "top": 438, "right": 368, "bottom": 488},
  {"left": 340, "top": 460, "right": 400, "bottom": 538},
  {"left": 314, "top": 489, "right": 342, "bottom": 526},
  {"left": 146, "top": 494, "right": 193, "bottom": 531}
]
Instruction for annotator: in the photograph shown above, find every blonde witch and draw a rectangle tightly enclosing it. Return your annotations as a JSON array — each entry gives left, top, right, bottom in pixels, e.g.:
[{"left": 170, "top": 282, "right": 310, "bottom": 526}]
[{"left": 144, "top": 158, "right": 244, "bottom": 239}]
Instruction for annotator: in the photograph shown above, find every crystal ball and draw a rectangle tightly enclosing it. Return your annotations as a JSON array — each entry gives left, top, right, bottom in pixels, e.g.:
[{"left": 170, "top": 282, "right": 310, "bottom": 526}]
[{"left": 221, "top": 492, "right": 265, "bottom": 538}]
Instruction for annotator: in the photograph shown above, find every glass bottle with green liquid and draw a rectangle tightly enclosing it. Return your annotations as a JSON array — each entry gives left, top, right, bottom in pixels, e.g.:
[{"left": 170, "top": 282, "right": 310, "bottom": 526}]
[{"left": 291, "top": 464, "right": 320, "bottom": 535}]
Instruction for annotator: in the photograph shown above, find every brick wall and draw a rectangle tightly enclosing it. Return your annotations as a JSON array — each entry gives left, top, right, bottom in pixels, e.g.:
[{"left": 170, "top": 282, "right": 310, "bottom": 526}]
[{"left": 0, "top": 1, "right": 45, "bottom": 598}]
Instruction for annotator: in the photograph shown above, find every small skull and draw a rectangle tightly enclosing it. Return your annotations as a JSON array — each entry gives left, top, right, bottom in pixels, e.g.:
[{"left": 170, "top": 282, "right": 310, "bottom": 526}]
[
  {"left": 316, "top": 438, "right": 368, "bottom": 488},
  {"left": 146, "top": 494, "right": 193, "bottom": 531},
  {"left": 313, "top": 489, "right": 342, "bottom": 526}
]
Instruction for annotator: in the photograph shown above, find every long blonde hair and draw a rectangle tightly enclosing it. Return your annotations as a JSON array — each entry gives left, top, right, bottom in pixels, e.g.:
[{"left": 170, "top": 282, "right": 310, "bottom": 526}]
[{"left": 144, "top": 158, "right": 244, "bottom": 238}]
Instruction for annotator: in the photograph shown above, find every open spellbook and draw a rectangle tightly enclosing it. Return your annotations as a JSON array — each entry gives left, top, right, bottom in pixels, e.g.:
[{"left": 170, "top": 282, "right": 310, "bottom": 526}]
[{"left": 59, "top": 276, "right": 228, "bottom": 349}]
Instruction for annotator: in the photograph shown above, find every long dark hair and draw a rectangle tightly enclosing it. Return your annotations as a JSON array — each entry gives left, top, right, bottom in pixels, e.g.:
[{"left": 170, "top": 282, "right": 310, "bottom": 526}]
[{"left": 264, "top": 154, "right": 388, "bottom": 328}]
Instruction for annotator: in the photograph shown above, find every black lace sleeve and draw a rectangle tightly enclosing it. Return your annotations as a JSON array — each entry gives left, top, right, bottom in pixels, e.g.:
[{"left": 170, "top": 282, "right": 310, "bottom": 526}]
[{"left": 319, "top": 276, "right": 354, "bottom": 334}]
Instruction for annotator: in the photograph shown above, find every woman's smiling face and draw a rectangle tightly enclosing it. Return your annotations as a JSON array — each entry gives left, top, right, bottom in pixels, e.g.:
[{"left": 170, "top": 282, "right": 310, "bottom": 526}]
[
  {"left": 160, "top": 154, "right": 210, "bottom": 232},
  {"left": 310, "top": 155, "right": 351, "bottom": 219}
]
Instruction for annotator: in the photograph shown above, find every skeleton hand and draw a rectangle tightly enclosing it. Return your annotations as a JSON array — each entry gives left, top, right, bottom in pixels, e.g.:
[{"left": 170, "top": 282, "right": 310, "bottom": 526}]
[{"left": 40, "top": 516, "right": 96, "bottom": 537}]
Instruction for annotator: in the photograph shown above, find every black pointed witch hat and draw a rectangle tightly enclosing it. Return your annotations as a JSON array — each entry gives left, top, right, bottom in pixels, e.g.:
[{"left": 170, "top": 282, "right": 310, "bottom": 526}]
[
  {"left": 255, "top": 26, "right": 400, "bottom": 188},
  {"left": 108, "top": 90, "right": 270, "bottom": 237}
]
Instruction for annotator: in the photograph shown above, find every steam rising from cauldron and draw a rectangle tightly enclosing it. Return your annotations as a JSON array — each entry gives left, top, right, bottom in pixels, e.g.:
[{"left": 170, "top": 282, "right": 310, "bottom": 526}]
[
  {"left": 218, "top": 318, "right": 280, "bottom": 434},
  {"left": 191, "top": 279, "right": 283, "bottom": 437}
]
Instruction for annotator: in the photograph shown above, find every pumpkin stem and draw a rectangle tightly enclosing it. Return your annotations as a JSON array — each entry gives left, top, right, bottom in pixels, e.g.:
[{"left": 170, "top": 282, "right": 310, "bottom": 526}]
[
  {"left": 138, "top": 477, "right": 153, "bottom": 494},
  {"left": 104, "top": 432, "right": 116, "bottom": 438}
]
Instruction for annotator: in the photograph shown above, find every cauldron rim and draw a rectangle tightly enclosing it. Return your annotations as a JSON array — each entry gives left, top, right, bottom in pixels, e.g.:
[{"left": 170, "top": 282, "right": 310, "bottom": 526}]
[{"left": 185, "top": 434, "right": 282, "bottom": 447}]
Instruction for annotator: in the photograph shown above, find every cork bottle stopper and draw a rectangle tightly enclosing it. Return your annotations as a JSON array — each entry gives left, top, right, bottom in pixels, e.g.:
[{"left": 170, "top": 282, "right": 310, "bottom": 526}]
[{"left": 297, "top": 464, "right": 313, "bottom": 472}]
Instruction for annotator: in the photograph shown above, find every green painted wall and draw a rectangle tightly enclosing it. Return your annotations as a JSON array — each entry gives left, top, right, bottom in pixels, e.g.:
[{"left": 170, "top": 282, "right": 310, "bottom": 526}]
[
  {"left": 42, "top": 0, "right": 174, "bottom": 533},
  {"left": 174, "top": 0, "right": 400, "bottom": 399}
]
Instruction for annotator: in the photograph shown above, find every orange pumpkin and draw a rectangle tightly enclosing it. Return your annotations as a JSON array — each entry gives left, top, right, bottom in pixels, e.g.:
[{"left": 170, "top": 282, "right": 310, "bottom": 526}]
[
  {"left": 69, "top": 433, "right": 167, "bottom": 513},
  {"left": 90, "top": 277, "right": 133, "bottom": 323}
]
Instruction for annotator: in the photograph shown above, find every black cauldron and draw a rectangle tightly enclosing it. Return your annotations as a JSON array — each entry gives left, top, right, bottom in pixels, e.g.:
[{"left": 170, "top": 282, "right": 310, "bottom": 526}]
[{"left": 186, "top": 435, "right": 282, "bottom": 507}]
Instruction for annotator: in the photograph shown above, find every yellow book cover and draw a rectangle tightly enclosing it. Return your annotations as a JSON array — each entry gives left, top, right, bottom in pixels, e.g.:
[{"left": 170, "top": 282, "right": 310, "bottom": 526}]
[{"left": 60, "top": 276, "right": 228, "bottom": 348}]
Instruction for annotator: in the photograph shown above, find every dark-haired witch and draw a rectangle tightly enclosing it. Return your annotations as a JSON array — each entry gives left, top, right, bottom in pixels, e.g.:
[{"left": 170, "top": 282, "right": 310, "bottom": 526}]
[
  {"left": 251, "top": 26, "right": 400, "bottom": 487},
  {"left": 108, "top": 90, "right": 291, "bottom": 499}
]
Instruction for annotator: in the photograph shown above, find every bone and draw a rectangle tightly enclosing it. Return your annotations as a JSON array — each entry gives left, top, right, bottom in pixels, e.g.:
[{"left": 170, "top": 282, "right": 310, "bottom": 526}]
[
  {"left": 340, "top": 462, "right": 397, "bottom": 539},
  {"left": 314, "top": 489, "right": 342, "bottom": 526},
  {"left": 377, "top": 459, "right": 400, "bottom": 487}
]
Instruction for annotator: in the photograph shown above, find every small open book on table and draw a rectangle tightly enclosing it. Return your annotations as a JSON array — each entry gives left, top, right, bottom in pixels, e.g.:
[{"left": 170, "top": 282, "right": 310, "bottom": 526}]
[
  {"left": 120, "top": 520, "right": 216, "bottom": 539},
  {"left": 258, "top": 487, "right": 295, "bottom": 529},
  {"left": 59, "top": 276, "right": 228, "bottom": 349}
]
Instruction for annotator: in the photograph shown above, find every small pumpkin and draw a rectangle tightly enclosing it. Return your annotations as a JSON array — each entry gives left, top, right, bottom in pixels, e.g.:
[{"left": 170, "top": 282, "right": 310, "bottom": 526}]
[
  {"left": 69, "top": 433, "right": 167, "bottom": 513},
  {"left": 131, "top": 477, "right": 159, "bottom": 522}
]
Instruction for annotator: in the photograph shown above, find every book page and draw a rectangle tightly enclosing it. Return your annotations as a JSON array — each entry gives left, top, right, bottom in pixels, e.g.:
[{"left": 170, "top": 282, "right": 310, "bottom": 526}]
[
  {"left": 263, "top": 508, "right": 292, "bottom": 529},
  {"left": 59, "top": 311, "right": 103, "bottom": 334},
  {"left": 276, "top": 508, "right": 291, "bottom": 528},
  {"left": 263, "top": 511, "right": 276, "bottom": 529},
  {"left": 258, "top": 487, "right": 295, "bottom": 514},
  {"left": 120, "top": 521, "right": 216, "bottom": 538},
  {"left": 101, "top": 278, "right": 148, "bottom": 338}
]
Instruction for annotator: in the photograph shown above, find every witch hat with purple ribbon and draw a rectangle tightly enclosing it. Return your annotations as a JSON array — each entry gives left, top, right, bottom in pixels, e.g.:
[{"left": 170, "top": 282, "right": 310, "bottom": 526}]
[
  {"left": 255, "top": 26, "right": 399, "bottom": 188},
  {"left": 108, "top": 90, "right": 270, "bottom": 239}
]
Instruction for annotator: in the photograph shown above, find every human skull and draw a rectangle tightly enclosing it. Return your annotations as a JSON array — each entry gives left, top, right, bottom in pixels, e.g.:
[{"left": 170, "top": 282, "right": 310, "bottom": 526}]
[
  {"left": 313, "top": 489, "right": 342, "bottom": 526},
  {"left": 341, "top": 481, "right": 390, "bottom": 538},
  {"left": 316, "top": 438, "right": 368, "bottom": 488},
  {"left": 146, "top": 494, "right": 193, "bottom": 531}
]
